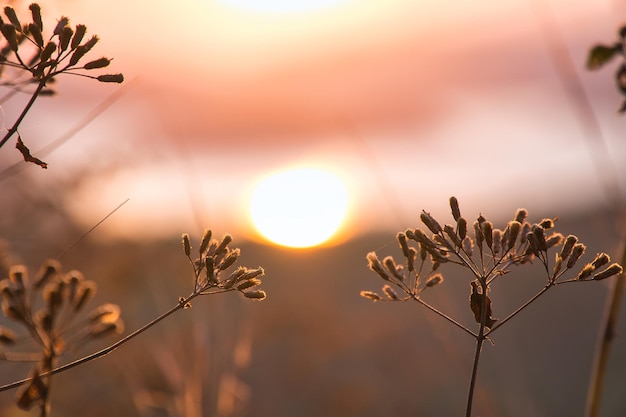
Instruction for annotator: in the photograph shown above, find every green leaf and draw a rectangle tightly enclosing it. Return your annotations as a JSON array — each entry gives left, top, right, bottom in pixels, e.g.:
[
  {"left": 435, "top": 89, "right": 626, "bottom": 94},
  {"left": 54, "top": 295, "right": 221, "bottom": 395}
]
[{"left": 587, "top": 44, "right": 620, "bottom": 70}]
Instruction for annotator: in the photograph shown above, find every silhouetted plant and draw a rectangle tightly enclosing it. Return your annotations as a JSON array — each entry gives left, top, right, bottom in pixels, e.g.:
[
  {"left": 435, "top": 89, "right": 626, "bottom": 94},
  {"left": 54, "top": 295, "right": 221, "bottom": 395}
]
[
  {"left": 0, "top": 230, "right": 266, "bottom": 416},
  {"left": 0, "top": 260, "right": 124, "bottom": 415},
  {"left": 0, "top": 3, "right": 123, "bottom": 167},
  {"left": 362, "top": 197, "right": 623, "bottom": 417},
  {"left": 586, "top": 24, "right": 626, "bottom": 112}
]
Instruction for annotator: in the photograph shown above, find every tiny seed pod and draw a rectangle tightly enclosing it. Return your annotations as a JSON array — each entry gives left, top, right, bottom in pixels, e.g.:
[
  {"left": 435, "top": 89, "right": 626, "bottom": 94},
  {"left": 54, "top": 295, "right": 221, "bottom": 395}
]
[
  {"left": 3, "top": 6, "right": 20, "bottom": 30},
  {"left": 566, "top": 243, "right": 586, "bottom": 269},
  {"left": 360, "top": 291, "right": 381, "bottom": 301},
  {"left": 71, "top": 24, "right": 86, "bottom": 49},
  {"left": 425, "top": 273, "right": 444, "bottom": 287},
  {"left": 421, "top": 211, "right": 442, "bottom": 234},
  {"left": 59, "top": 26, "right": 73, "bottom": 52},
  {"left": 382, "top": 284, "right": 400, "bottom": 300},
  {"left": 243, "top": 290, "right": 266, "bottom": 301},
  {"left": 514, "top": 208, "right": 528, "bottom": 223},
  {"left": 449, "top": 196, "right": 461, "bottom": 221},
  {"left": 182, "top": 233, "right": 191, "bottom": 256},
  {"left": 83, "top": 57, "right": 110, "bottom": 69},
  {"left": 593, "top": 263, "right": 623, "bottom": 281},
  {"left": 96, "top": 73, "right": 124, "bottom": 83},
  {"left": 199, "top": 229, "right": 212, "bottom": 254},
  {"left": 29, "top": 4, "right": 42, "bottom": 30}
]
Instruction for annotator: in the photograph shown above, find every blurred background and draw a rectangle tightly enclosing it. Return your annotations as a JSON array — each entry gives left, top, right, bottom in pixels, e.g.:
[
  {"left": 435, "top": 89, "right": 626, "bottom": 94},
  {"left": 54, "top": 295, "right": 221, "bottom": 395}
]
[{"left": 0, "top": 0, "right": 625, "bottom": 416}]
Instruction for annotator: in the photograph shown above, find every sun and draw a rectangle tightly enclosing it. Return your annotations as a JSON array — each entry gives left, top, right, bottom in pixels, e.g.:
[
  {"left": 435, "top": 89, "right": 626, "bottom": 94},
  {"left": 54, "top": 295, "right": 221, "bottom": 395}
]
[
  {"left": 249, "top": 168, "right": 349, "bottom": 248},
  {"left": 218, "top": 0, "right": 345, "bottom": 13}
]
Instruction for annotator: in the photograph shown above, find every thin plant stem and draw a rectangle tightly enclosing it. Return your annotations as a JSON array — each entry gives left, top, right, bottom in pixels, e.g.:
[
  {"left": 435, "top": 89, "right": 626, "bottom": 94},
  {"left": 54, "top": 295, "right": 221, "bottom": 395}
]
[
  {"left": 0, "top": 80, "right": 46, "bottom": 149},
  {"left": 585, "top": 236, "right": 626, "bottom": 417},
  {"left": 0, "top": 289, "right": 231, "bottom": 393},
  {"left": 411, "top": 294, "right": 477, "bottom": 338},
  {"left": 465, "top": 278, "right": 488, "bottom": 417}
]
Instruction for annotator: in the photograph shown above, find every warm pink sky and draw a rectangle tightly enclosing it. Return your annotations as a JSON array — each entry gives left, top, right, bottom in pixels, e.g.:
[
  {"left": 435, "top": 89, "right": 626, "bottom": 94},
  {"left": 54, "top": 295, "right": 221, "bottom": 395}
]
[{"left": 3, "top": 0, "right": 625, "bottom": 242}]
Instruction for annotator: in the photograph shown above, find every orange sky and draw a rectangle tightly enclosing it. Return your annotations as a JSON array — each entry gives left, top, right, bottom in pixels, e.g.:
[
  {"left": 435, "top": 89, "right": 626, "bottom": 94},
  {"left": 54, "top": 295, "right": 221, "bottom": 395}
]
[{"left": 2, "top": 0, "right": 625, "bottom": 242}]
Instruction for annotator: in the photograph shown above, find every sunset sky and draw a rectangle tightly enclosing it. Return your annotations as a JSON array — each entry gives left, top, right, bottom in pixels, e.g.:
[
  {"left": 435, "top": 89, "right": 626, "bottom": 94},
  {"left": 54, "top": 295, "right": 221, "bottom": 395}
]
[{"left": 2, "top": 0, "right": 625, "bottom": 244}]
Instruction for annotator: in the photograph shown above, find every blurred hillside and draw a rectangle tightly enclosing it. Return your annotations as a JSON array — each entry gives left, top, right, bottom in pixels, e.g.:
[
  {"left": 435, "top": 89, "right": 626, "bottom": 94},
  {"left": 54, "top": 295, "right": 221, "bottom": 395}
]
[{"left": 1, "top": 203, "right": 624, "bottom": 417}]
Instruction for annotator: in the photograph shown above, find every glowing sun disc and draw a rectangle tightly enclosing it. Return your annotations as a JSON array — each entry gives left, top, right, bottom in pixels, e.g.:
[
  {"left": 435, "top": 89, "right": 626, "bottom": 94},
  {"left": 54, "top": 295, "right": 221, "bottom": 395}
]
[
  {"left": 249, "top": 168, "right": 349, "bottom": 248},
  {"left": 218, "top": 0, "right": 344, "bottom": 13}
]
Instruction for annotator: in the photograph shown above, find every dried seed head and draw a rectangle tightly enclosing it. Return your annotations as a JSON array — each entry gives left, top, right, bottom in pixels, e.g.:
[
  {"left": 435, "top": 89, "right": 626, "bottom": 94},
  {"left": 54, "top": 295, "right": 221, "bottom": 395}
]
[
  {"left": 482, "top": 221, "right": 493, "bottom": 249},
  {"left": 68, "top": 35, "right": 99, "bottom": 66},
  {"left": 591, "top": 253, "right": 611, "bottom": 270},
  {"left": 215, "top": 234, "right": 233, "bottom": 256},
  {"left": 577, "top": 264, "right": 595, "bottom": 280},
  {"left": 28, "top": 23, "right": 43, "bottom": 47},
  {"left": 236, "top": 278, "right": 262, "bottom": 291},
  {"left": 413, "top": 228, "right": 436, "bottom": 249},
  {"left": 449, "top": 196, "right": 461, "bottom": 221},
  {"left": 0, "top": 326, "right": 16, "bottom": 345},
  {"left": 593, "top": 263, "right": 623, "bottom": 281},
  {"left": 539, "top": 218, "right": 556, "bottom": 230},
  {"left": 199, "top": 229, "right": 212, "bottom": 254},
  {"left": 243, "top": 290, "right": 266, "bottom": 301},
  {"left": 420, "top": 211, "right": 442, "bottom": 234},
  {"left": 205, "top": 256, "right": 216, "bottom": 285},
  {"left": 1, "top": 24, "right": 18, "bottom": 51},
  {"left": 444, "top": 225, "right": 462, "bottom": 248},
  {"left": 383, "top": 256, "right": 404, "bottom": 281},
  {"left": 8, "top": 265, "right": 28, "bottom": 291},
  {"left": 218, "top": 248, "right": 240, "bottom": 271},
  {"left": 462, "top": 236, "right": 474, "bottom": 256},
  {"left": 59, "top": 25, "right": 73, "bottom": 51},
  {"left": 71, "top": 24, "right": 86, "bottom": 49},
  {"left": 181, "top": 233, "right": 191, "bottom": 257},
  {"left": 425, "top": 273, "right": 444, "bottom": 287},
  {"left": 531, "top": 225, "right": 547, "bottom": 252},
  {"left": 367, "top": 252, "right": 390, "bottom": 281},
  {"left": 545, "top": 233, "right": 563, "bottom": 249},
  {"left": 29, "top": 4, "right": 42, "bottom": 30},
  {"left": 397, "top": 232, "right": 411, "bottom": 259},
  {"left": 4, "top": 7, "right": 21, "bottom": 30},
  {"left": 492, "top": 229, "right": 502, "bottom": 255},
  {"left": 560, "top": 235, "right": 578, "bottom": 261},
  {"left": 64, "top": 270, "right": 84, "bottom": 302},
  {"left": 36, "top": 309, "right": 53, "bottom": 333},
  {"left": 73, "top": 280, "right": 96, "bottom": 312},
  {"left": 39, "top": 41, "right": 56, "bottom": 63},
  {"left": 514, "top": 208, "right": 528, "bottom": 223},
  {"left": 43, "top": 280, "right": 65, "bottom": 314},
  {"left": 360, "top": 290, "right": 381, "bottom": 301},
  {"left": 525, "top": 232, "right": 539, "bottom": 255},
  {"left": 83, "top": 57, "right": 111, "bottom": 69},
  {"left": 238, "top": 267, "right": 265, "bottom": 282},
  {"left": 519, "top": 223, "right": 531, "bottom": 245},
  {"left": 473, "top": 219, "right": 484, "bottom": 250},
  {"left": 566, "top": 243, "right": 587, "bottom": 269},
  {"left": 2, "top": 300, "right": 23, "bottom": 322},
  {"left": 382, "top": 284, "right": 400, "bottom": 300},
  {"left": 457, "top": 217, "right": 467, "bottom": 240},
  {"left": 53, "top": 16, "right": 69, "bottom": 35},
  {"left": 88, "top": 303, "right": 121, "bottom": 323}
]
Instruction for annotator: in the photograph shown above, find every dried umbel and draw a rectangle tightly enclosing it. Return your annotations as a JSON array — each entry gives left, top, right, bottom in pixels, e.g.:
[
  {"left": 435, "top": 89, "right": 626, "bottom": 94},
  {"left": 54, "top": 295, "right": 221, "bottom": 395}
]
[
  {"left": 362, "top": 196, "right": 623, "bottom": 417},
  {"left": 362, "top": 196, "right": 623, "bottom": 333},
  {"left": 182, "top": 230, "right": 267, "bottom": 302},
  {"left": 0, "top": 3, "right": 124, "bottom": 168},
  {"left": 0, "top": 4, "right": 123, "bottom": 85},
  {"left": 0, "top": 260, "right": 123, "bottom": 411}
]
